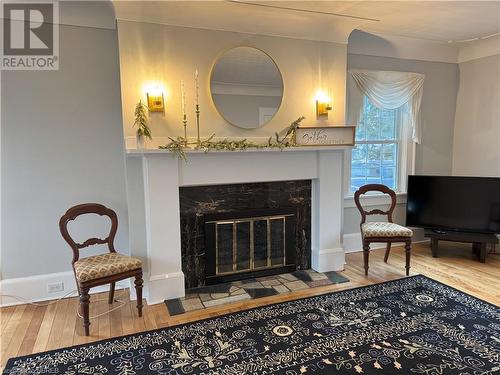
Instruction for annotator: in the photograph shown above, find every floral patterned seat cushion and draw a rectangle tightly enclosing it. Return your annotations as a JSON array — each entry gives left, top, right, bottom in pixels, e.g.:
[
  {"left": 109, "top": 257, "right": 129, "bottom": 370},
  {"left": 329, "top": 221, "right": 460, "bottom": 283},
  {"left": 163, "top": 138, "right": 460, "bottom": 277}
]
[
  {"left": 361, "top": 222, "right": 413, "bottom": 238},
  {"left": 74, "top": 253, "right": 142, "bottom": 282}
]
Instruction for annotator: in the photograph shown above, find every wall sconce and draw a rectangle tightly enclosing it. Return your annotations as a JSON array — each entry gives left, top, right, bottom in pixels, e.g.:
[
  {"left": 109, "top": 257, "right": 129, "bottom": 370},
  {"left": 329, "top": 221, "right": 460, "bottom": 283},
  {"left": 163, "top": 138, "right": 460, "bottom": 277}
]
[
  {"left": 146, "top": 85, "right": 165, "bottom": 112},
  {"left": 315, "top": 90, "right": 332, "bottom": 119}
]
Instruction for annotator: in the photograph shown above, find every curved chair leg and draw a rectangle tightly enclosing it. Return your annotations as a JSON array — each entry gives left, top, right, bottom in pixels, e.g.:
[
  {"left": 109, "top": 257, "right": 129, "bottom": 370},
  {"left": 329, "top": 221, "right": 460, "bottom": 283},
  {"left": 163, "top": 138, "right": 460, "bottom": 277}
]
[
  {"left": 134, "top": 273, "right": 143, "bottom": 317},
  {"left": 363, "top": 242, "right": 370, "bottom": 276},
  {"left": 384, "top": 242, "right": 391, "bottom": 263},
  {"left": 80, "top": 288, "right": 90, "bottom": 336},
  {"left": 405, "top": 241, "right": 412, "bottom": 276},
  {"left": 108, "top": 282, "right": 115, "bottom": 304}
]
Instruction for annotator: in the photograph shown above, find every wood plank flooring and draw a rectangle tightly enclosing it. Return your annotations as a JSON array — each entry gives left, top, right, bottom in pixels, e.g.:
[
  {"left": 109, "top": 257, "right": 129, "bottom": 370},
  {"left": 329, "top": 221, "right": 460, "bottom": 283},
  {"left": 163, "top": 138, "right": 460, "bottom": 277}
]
[{"left": 1, "top": 241, "right": 499, "bottom": 369}]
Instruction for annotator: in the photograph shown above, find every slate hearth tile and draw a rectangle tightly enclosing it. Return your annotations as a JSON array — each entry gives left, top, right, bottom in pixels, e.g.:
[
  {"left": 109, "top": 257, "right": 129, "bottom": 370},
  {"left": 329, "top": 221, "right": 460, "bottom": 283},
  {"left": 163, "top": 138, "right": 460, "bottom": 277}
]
[
  {"left": 183, "top": 293, "right": 199, "bottom": 300},
  {"left": 307, "top": 279, "right": 333, "bottom": 288},
  {"left": 231, "top": 288, "right": 246, "bottom": 296},
  {"left": 261, "top": 279, "right": 282, "bottom": 287},
  {"left": 292, "top": 270, "right": 313, "bottom": 282},
  {"left": 280, "top": 273, "right": 298, "bottom": 282},
  {"left": 181, "top": 297, "right": 204, "bottom": 312},
  {"left": 203, "top": 293, "right": 250, "bottom": 308},
  {"left": 285, "top": 280, "right": 309, "bottom": 291},
  {"left": 189, "top": 283, "right": 233, "bottom": 294},
  {"left": 199, "top": 293, "right": 211, "bottom": 302},
  {"left": 239, "top": 281, "right": 265, "bottom": 289},
  {"left": 324, "top": 271, "right": 349, "bottom": 284},
  {"left": 165, "top": 299, "right": 185, "bottom": 316},
  {"left": 211, "top": 292, "right": 229, "bottom": 299},
  {"left": 305, "top": 270, "right": 329, "bottom": 281},
  {"left": 273, "top": 284, "right": 290, "bottom": 294},
  {"left": 239, "top": 278, "right": 258, "bottom": 284},
  {"left": 245, "top": 287, "right": 279, "bottom": 299}
]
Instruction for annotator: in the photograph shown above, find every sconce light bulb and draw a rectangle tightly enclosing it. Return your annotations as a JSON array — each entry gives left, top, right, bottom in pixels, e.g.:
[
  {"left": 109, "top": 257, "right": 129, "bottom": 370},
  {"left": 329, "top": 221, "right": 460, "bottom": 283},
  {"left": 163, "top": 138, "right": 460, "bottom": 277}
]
[{"left": 315, "top": 90, "right": 330, "bottom": 104}]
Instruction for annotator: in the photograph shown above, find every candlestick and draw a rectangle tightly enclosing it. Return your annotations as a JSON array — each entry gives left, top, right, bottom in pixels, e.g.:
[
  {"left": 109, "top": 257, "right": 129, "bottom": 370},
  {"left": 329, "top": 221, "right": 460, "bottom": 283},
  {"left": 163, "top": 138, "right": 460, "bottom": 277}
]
[
  {"left": 195, "top": 69, "right": 199, "bottom": 106},
  {"left": 182, "top": 113, "right": 188, "bottom": 146},
  {"left": 196, "top": 104, "right": 200, "bottom": 144}
]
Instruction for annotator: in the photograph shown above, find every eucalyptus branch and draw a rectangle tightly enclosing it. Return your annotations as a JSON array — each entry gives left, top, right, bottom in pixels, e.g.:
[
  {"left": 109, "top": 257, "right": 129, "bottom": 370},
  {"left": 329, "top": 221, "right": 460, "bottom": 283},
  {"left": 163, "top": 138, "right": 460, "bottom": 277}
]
[
  {"left": 159, "top": 136, "right": 187, "bottom": 161},
  {"left": 159, "top": 116, "right": 306, "bottom": 160}
]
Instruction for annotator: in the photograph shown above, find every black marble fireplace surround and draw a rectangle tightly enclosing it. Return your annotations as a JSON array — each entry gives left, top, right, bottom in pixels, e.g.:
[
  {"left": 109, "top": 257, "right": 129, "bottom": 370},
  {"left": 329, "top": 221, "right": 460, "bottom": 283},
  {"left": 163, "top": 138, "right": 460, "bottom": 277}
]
[{"left": 179, "top": 180, "right": 312, "bottom": 289}]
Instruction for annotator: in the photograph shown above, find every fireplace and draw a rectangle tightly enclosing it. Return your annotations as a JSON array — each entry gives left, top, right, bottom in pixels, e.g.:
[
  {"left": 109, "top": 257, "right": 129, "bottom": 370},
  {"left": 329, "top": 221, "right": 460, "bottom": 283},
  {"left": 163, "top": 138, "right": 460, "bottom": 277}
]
[
  {"left": 204, "top": 208, "right": 297, "bottom": 284},
  {"left": 127, "top": 148, "right": 347, "bottom": 303},
  {"left": 179, "top": 180, "right": 311, "bottom": 289}
]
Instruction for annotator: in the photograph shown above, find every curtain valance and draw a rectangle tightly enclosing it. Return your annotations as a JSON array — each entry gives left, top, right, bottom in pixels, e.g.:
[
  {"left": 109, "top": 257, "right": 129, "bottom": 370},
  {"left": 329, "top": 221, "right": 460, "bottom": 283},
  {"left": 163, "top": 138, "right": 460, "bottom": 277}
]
[{"left": 348, "top": 69, "right": 425, "bottom": 143}]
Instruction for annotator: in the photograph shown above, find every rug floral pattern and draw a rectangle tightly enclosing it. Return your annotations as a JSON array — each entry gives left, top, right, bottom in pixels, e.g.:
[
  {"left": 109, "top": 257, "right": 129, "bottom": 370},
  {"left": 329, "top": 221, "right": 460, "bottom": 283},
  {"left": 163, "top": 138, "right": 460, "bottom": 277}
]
[{"left": 5, "top": 275, "right": 500, "bottom": 374}]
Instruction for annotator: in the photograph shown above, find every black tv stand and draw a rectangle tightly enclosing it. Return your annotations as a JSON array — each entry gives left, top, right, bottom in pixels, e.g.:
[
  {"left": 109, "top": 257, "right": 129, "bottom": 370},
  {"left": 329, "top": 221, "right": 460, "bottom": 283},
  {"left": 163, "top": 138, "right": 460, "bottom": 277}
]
[
  {"left": 424, "top": 229, "right": 498, "bottom": 263},
  {"left": 431, "top": 229, "right": 448, "bottom": 235}
]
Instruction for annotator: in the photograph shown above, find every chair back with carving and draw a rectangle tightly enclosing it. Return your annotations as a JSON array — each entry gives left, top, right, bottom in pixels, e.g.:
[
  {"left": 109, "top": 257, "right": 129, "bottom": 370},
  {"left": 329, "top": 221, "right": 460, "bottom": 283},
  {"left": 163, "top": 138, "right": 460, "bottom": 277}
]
[
  {"left": 354, "top": 184, "right": 397, "bottom": 225},
  {"left": 59, "top": 203, "right": 118, "bottom": 264}
]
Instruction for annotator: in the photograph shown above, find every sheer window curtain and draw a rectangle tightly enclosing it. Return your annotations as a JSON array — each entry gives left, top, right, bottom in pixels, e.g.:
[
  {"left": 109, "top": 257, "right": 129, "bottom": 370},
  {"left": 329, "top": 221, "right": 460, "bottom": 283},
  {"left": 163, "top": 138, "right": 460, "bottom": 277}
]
[{"left": 347, "top": 69, "right": 425, "bottom": 143}]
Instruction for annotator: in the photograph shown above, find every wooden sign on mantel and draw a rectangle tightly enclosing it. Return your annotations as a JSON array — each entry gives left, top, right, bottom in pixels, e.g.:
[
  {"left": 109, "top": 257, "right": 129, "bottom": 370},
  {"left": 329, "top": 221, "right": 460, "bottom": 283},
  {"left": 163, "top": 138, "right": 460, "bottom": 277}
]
[{"left": 295, "top": 126, "right": 356, "bottom": 146}]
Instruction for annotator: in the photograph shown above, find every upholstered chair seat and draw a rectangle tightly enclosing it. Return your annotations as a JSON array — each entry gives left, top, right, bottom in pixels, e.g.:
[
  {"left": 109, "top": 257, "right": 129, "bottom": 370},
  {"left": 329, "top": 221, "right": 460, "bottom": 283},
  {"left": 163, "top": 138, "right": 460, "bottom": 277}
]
[
  {"left": 74, "top": 253, "right": 142, "bottom": 282},
  {"left": 361, "top": 222, "right": 413, "bottom": 238}
]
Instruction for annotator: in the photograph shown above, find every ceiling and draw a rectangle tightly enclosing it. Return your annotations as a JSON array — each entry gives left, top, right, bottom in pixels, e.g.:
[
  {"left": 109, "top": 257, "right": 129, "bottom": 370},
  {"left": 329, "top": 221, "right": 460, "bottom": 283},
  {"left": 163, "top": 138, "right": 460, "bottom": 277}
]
[
  {"left": 113, "top": 1, "right": 500, "bottom": 44},
  {"left": 253, "top": 1, "right": 500, "bottom": 43}
]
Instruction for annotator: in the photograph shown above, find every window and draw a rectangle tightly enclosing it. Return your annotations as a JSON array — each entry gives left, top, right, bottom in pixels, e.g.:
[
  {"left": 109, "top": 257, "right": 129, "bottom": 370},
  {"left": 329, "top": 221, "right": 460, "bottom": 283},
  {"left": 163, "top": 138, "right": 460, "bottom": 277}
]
[{"left": 350, "top": 96, "right": 406, "bottom": 193}]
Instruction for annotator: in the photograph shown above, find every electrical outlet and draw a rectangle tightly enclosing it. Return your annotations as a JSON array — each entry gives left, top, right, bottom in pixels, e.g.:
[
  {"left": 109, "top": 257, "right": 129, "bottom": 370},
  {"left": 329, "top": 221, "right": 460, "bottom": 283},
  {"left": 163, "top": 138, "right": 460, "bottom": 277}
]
[{"left": 47, "top": 282, "right": 64, "bottom": 293}]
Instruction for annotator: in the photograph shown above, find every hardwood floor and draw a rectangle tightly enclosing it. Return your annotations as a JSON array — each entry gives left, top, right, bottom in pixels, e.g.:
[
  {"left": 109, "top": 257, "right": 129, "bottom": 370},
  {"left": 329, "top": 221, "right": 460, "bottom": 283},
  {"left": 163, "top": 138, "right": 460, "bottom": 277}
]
[{"left": 1, "top": 241, "right": 499, "bottom": 369}]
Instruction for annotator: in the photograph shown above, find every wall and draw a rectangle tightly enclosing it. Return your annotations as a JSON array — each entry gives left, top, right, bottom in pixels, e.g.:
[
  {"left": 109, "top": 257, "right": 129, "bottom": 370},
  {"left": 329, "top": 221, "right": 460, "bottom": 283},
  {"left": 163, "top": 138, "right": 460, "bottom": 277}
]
[
  {"left": 343, "top": 53, "right": 459, "bottom": 240},
  {"left": 1, "top": 3, "right": 128, "bottom": 289},
  {"left": 452, "top": 54, "right": 500, "bottom": 177},
  {"left": 116, "top": 21, "right": 347, "bottom": 145}
]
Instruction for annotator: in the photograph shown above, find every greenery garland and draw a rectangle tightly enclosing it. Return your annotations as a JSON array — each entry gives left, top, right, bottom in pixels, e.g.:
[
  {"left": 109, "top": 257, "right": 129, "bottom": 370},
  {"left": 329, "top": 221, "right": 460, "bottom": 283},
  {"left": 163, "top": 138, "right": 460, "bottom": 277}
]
[{"left": 159, "top": 116, "right": 305, "bottom": 161}]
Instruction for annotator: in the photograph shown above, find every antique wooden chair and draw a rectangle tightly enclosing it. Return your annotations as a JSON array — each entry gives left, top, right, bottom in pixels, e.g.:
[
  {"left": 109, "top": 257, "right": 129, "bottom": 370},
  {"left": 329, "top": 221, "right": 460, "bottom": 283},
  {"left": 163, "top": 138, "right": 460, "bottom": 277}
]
[
  {"left": 59, "top": 203, "right": 143, "bottom": 336},
  {"left": 354, "top": 184, "right": 412, "bottom": 276}
]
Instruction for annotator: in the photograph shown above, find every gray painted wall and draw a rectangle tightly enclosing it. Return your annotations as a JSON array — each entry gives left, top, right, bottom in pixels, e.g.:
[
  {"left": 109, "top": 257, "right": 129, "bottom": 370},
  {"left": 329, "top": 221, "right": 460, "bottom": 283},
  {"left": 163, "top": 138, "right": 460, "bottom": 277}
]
[
  {"left": 452, "top": 54, "right": 500, "bottom": 177},
  {"left": 1, "top": 22, "right": 128, "bottom": 279},
  {"left": 343, "top": 54, "right": 459, "bottom": 236}
]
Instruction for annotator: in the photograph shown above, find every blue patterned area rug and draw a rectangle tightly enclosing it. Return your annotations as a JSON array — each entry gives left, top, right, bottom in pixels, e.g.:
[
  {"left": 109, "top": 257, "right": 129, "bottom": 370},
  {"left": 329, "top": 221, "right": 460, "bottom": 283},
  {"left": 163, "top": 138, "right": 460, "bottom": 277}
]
[{"left": 5, "top": 275, "right": 500, "bottom": 374}]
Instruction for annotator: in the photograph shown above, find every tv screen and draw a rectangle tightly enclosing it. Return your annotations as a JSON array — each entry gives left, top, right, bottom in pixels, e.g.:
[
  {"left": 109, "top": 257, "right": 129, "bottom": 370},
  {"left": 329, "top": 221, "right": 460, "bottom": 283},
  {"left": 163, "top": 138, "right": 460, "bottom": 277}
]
[{"left": 406, "top": 175, "right": 500, "bottom": 234}]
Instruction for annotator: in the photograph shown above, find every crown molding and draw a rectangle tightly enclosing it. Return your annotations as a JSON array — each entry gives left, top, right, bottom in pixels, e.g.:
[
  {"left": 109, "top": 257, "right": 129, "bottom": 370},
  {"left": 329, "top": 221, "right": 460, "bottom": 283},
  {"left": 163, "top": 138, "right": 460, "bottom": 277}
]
[{"left": 457, "top": 35, "right": 500, "bottom": 63}]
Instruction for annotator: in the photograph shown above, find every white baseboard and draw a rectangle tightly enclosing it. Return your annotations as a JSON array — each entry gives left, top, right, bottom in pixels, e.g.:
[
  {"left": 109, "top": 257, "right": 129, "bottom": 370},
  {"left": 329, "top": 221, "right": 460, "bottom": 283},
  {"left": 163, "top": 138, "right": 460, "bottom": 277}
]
[
  {"left": 343, "top": 232, "right": 429, "bottom": 253},
  {"left": 147, "top": 271, "right": 185, "bottom": 305},
  {"left": 311, "top": 247, "right": 345, "bottom": 273},
  {"left": 0, "top": 271, "right": 129, "bottom": 307}
]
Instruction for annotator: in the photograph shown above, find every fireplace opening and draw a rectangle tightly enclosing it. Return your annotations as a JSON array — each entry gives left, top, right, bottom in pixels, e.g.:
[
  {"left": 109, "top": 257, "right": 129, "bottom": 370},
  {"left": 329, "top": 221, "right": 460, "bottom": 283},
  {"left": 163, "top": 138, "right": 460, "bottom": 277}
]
[
  {"left": 180, "top": 180, "right": 311, "bottom": 289},
  {"left": 204, "top": 208, "right": 296, "bottom": 284}
]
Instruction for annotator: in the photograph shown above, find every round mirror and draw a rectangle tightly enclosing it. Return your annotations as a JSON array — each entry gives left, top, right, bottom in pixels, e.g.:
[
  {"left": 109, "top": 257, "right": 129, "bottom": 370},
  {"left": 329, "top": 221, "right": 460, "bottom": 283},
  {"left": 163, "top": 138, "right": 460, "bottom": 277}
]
[{"left": 210, "top": 47, "right": 284, "bottom": 129}]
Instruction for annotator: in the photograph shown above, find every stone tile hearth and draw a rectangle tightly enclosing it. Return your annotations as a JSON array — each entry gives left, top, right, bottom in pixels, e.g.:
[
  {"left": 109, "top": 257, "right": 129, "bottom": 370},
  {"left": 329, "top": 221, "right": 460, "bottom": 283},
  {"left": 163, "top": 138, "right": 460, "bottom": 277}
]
[{"left": 164, "top": 270, "right": 348, "bottom": 316}]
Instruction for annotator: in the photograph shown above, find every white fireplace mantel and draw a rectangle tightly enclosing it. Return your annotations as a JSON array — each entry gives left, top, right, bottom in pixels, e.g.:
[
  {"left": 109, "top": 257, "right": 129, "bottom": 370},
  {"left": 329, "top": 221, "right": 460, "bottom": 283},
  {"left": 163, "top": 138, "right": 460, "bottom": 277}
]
[{"left": 126, "top": 146, "right": 351, "bottom": 305}]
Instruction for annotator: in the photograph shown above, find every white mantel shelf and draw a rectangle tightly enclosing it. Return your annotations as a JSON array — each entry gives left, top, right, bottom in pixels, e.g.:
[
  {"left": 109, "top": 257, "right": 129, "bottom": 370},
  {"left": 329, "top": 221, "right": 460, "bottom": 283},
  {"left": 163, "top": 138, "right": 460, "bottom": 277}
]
[
  {"left": 126, "top": 145, "right": 349, "bottom": 305},
  {"left": 126, "top": 145, "right": 352, "bottom": 155}
]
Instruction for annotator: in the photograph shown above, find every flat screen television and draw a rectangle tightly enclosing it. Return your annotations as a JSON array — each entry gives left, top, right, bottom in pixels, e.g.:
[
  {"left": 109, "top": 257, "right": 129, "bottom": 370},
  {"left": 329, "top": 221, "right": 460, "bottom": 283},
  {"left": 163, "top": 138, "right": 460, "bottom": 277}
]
[{"left": 406, "top": 175, "right": 500, "bottom": 234}]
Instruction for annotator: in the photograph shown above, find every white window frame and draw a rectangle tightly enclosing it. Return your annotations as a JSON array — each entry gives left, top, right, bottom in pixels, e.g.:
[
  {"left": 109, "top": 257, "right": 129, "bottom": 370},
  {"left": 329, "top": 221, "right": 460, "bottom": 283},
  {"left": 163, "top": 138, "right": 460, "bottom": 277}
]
[{"left": 344, "top": 99, "right": 415, "bottom": 207}]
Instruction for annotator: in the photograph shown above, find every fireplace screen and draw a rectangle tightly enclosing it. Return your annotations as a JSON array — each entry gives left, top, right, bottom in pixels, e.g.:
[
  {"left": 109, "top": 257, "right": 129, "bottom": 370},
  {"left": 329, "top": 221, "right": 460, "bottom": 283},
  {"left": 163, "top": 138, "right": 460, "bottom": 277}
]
[{"left": 204, "top": 209, "right": 296, "bottom": 284}]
